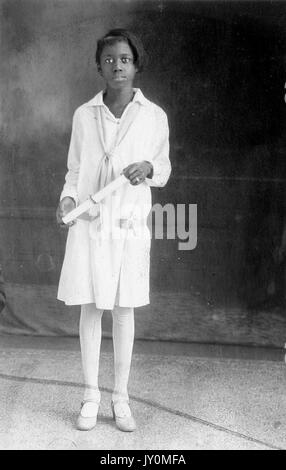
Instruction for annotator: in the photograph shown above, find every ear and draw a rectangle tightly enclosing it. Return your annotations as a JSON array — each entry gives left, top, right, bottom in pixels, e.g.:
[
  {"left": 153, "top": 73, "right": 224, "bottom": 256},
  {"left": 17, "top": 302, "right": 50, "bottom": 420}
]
[{"left": 97, "top": 65, "right": 102, "bottom": 75}]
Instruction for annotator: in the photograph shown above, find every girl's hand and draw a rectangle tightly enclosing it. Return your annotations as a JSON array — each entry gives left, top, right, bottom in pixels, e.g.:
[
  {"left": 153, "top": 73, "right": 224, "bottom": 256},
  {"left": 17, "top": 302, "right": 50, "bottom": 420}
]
[
  {"left": 123, "top": 161, "right": 153, "bottom": 185},
  {"left": 56, "top": 197, "right": 76, "bottom": 228}
]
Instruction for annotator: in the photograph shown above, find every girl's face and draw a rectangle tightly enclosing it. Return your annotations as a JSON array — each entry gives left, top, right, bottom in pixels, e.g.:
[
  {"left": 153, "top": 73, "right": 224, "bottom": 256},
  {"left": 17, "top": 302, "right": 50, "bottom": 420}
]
[{"left": 99, "top": 40, "right": 138, "bottom": 90}]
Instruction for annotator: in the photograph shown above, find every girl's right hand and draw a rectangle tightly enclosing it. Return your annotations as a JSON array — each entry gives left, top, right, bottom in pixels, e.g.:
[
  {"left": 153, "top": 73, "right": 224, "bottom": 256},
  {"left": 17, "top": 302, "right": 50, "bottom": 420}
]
[{"left": 56, "top": 197, "right": 76, "bottom": 228}]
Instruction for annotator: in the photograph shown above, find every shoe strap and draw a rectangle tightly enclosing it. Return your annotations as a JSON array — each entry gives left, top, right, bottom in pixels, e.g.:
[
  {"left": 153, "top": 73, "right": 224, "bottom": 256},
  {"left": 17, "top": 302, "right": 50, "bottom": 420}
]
[
  {"left": 112, "top": 401, "right": 132, "bottom": 418},
  {"left": 112, "top": 399, "right": 130, "bottom": 406},
  {"left": 81, "top": 399, "right": 100, "bottom": 407}
]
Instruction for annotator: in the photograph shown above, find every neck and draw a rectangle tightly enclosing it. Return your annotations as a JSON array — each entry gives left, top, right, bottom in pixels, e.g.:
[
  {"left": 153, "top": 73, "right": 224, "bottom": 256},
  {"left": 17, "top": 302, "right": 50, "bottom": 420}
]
[{"left": 104, "top": 86, "right": 135, "bottom": 106}]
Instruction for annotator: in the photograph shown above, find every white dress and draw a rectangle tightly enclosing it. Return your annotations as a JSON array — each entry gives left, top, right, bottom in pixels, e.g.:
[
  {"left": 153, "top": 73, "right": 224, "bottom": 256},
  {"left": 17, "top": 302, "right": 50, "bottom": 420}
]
[{"left": 57, "top": 88, "right": 171, "bottom": 308}]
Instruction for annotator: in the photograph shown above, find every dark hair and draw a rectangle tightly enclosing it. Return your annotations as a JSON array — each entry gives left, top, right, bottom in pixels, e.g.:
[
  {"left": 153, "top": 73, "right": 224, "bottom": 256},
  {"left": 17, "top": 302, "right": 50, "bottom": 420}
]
[{"left": 95, "top": 29, "right": 146, "bottom": 72}]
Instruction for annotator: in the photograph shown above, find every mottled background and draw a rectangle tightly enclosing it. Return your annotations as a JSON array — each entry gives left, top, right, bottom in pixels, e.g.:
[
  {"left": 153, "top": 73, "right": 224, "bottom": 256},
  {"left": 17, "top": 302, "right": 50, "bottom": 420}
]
[{"left": 0, "top": 0, "right": 286, "bottom": 346}]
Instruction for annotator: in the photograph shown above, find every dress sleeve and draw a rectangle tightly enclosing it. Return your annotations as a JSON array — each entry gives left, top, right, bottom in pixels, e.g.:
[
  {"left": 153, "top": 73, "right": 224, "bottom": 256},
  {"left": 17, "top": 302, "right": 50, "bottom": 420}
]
[
  {"left": 60, "top": 108, "right": 83, "bottom": 204},
  {"left": 145, "top": 107, "right": 171, "bottom": 187}
]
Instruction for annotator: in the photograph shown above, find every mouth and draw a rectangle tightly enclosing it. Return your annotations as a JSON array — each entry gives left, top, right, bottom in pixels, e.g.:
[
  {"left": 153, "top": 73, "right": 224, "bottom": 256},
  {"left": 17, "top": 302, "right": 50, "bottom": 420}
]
[{"left": 112, "top": 76, "right": 127, "bottom": 81}]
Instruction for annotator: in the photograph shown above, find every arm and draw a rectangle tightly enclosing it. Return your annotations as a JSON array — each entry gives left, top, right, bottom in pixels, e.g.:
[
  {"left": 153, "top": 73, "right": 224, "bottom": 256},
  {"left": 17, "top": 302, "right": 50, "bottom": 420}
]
[
  {"left": 123, "top": 108, "right": 171, "bottom": 187},
  {"left": 60, "top": 108, "right": 84, "bottom": 205},
  {"left": 145, "top": 108, "right": 171, "bottom": 187},
  {"left": 56, "top": 108, "right": 83, "bottom": 227}
]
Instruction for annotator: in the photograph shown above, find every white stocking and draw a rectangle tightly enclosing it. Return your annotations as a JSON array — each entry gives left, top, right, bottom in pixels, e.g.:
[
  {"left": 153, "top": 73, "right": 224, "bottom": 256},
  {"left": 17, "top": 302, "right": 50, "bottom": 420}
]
[
  {"left": 111, "top": 306, "right": 135, "bottom": 403},
  {"left": 79, "top": 304, "right": 103, "bottom": 403}
]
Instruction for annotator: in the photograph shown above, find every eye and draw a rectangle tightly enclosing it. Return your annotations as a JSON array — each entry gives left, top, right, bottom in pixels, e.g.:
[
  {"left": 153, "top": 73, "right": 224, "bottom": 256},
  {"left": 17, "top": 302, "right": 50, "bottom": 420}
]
[
  {"left": 104, "top": 57, "right": 113, "bottom": 64},
  {"left": 121, "top": 57, "right": 132, "bottom": 64}
]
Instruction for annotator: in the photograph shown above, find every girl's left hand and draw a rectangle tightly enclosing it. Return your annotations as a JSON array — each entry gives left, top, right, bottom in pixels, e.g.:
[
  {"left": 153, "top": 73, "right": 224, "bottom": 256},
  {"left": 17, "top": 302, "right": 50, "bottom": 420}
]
[{"left": 123, "top": 161, "right": 153, "bottom": 185}]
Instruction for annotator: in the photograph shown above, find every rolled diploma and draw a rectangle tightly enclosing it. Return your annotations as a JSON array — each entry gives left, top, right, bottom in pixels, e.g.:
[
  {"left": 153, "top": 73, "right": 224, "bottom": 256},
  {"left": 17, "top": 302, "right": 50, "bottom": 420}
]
[{"left": 62, "top": 174, "right": 128, "bottom": 224}]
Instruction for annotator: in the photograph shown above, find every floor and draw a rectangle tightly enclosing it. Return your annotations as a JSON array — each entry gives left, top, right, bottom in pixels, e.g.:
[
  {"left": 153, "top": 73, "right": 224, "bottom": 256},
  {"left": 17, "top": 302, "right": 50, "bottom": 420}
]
[{"left": 0, "top": 334, "right": 285, "bottom": 450}]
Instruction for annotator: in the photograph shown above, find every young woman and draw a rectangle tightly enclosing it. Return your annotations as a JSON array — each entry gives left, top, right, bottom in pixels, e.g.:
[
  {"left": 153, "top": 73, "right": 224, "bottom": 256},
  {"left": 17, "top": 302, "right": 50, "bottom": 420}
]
[{"left": 56, "top": 29, "right": 171, "bottom": 432}]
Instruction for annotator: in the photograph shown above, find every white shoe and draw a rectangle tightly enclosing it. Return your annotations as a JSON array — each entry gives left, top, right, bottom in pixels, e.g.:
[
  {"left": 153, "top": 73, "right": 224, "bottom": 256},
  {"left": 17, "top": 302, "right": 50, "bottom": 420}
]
[
  {"left": 76, "top": 399, "right": 100, "bottom": 431},
  {"left": 111, "top": 400, "right": 136, "bottom": 432}
]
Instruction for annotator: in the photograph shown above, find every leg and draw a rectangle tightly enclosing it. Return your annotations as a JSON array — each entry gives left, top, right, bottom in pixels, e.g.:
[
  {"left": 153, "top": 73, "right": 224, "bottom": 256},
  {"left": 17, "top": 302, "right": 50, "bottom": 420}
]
[
  {"left": 79, "top": 304, "right": 103, "bottom": 419},
  {"left": 111, "top": 305, "right": 136, "bottom": 431},
  {"left": 111, "top": 306, "right": 135, "bottom": 403}
]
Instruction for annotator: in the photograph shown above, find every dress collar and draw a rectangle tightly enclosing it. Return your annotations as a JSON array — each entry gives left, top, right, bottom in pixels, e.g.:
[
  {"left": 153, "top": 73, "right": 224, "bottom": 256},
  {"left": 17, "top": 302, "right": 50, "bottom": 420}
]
[{"left": 86, "top": 88, "right": 149, "bottom": 107}]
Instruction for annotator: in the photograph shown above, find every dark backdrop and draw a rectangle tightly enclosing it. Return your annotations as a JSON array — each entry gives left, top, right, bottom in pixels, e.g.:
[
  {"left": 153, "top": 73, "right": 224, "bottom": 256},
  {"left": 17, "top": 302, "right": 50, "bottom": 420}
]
[{"left": 0, "top": 0, "right": 286, "bottom": 346}]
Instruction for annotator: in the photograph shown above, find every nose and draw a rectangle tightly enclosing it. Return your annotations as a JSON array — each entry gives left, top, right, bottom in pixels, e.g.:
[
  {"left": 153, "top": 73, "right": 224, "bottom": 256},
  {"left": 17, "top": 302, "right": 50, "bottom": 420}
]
[{"left": 113, "top": 58, "right": 123, "bottom": 72}]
